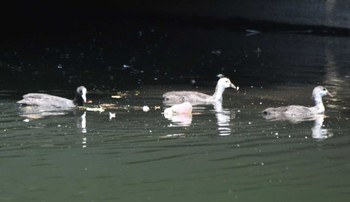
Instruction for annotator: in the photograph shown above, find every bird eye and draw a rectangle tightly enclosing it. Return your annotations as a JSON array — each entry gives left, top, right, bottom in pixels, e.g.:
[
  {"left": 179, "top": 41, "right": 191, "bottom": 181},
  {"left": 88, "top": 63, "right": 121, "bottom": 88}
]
[{"left": 323, "top": 88, "right": 326, "bottom": 91}]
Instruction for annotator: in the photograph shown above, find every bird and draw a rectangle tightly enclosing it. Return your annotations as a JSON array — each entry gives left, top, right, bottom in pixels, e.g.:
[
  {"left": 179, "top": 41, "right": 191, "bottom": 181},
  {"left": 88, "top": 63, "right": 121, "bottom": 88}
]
[
  {"left": 263, "top": 86, "right": 333, "bottom": 121},
  {"left": 17, "top": 86, "right": 87, "bottom": 111},
  {"left": 163, "top": 76, "right": 238, "bottom": 105}
]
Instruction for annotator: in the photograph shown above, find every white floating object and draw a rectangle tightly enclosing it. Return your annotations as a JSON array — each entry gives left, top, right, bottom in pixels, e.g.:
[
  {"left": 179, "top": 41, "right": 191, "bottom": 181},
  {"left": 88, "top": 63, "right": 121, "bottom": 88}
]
[
  {"left": 164, "top": 102, "right": 193, "bottom": 117},
  {"left": 23, "top": 119, "right": 30, "bottom": 122},
  {"left": 86, "top": 106, "right": 105, "bottom": 112},
  {"left": 142, "top": 105, "right": 150, "bottom": 112},
  {"left": 109, "top": 112, "right": 116, "bottom": 120}
]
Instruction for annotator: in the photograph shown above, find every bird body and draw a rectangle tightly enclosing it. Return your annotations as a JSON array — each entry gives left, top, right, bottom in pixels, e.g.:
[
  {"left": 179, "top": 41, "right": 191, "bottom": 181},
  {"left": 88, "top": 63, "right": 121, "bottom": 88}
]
[
  {"left": 163, "top": 77, "right": 237, "bottom": 105},
  {"left": 17, "top": 86, "right": 87, "bottom": 111}
]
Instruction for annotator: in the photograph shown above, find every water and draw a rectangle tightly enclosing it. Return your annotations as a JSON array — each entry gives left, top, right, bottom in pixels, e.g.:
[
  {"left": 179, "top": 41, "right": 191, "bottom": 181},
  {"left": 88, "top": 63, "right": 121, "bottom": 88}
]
[
  {"left": 0, "top": 80, "right": 349, "bottom": 201},
  {"left": 2, "top": 17, "right": 350, "bottom": 201}
]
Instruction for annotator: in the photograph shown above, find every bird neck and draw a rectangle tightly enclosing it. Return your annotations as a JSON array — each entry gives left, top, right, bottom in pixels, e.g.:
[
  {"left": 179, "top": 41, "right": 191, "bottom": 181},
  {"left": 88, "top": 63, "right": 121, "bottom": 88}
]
[
  {"left": 73, "top": 94, "right": 84, "bottom": 106},
  {"left": 312, "top": 95, "right": 325, "bottom": 113},
  {"left": 213, "top": 85, "right": 225, "bottom": 101}
]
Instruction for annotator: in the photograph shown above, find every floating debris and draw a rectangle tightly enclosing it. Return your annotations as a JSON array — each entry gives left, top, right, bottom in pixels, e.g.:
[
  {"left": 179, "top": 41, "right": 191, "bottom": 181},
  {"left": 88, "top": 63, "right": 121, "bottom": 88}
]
[
  {"left": 164, "top": 102, "right": 192, "bottom": 117},
  {"left": 100, "top": 103, "right": 119, "bottom": 109},
  {"left": 109, "top": 112, "right": 116, "bottom": 120},
  {"left": 111, "top": 91, "right": 129, "bottom": 99},
  {"left": 86, "top": 106, "right": 105, "bottom": 112},
  {"left": 143, "top": 106, "right": 150, "bottom": 112}
]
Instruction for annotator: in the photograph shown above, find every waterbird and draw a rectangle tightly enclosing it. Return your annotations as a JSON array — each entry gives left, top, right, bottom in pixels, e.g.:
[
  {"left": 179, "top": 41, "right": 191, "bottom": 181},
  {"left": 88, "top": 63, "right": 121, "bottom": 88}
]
[
  {"left": 17, "top": 86, "right": 87, "bottom": 111},
  {"left": 163, "top": 76, "right": 238, "bottom": 105},
  {"left": 263, "top": 86, "right": 333, "bottom": 121}
]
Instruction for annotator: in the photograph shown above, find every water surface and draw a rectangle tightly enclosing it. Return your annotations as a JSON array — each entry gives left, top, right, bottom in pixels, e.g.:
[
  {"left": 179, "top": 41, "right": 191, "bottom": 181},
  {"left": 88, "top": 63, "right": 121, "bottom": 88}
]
[{"left": 0, "top": 80, "right": 350, "bottom": 201}]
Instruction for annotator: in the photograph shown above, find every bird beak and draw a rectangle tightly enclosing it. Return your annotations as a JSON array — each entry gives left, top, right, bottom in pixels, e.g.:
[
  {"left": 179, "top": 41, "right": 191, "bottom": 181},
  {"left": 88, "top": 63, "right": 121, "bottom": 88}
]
[
  {"left": 82, "top": 94, "right": 87, "bottom": 103},
  {"left": 230, "top": 83, "right": 239, "bottom": 91},
  {"left": 327, "top": 92, "right": 334, "bottom": 97}
]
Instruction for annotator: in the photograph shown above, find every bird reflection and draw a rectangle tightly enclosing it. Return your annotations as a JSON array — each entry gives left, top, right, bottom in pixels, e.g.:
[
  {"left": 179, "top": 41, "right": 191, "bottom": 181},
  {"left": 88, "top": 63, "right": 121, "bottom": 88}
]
[
  {"left": 214, "top": 101, "right": 234, "bottom": 136},
  {"left": 77, "top": 112, "right": 88, "bottom": 148},
  {"left": 164, "top": 112, "right": 192, "bottom": 126},
  {"left": 263, "top": 114, "right": 332, "bottom": 140},
  {"left": 19, "top": 105, "right": 72, "bottom": 119},
  {"left": 262, "top": 111, "right": 317, "bottom": 124},
  {"left": 163, "top": 102, "right": 193, "bottom": 126},
  {"left": 19, "top": 105, "right": 88, "bottom": 134},
  {"left": 77, "top": 112, "right": 87, "bottom": 133},
  {"left": 311, "top": 115, "right": 333, "bottom": 140}
]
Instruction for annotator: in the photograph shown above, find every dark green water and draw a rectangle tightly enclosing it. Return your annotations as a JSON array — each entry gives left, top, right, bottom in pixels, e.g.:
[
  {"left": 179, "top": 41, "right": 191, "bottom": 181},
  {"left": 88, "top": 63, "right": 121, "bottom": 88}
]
[{"left": 0, "top": 81, "right": 349, "bottom": 201}]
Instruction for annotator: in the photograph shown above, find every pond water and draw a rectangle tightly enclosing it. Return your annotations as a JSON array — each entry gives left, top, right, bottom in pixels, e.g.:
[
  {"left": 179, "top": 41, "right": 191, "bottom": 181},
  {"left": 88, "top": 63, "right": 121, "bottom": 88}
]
[
  {"left": 1, "top": 18, "right": 350, "bottom": 201},
  {"left": 0, "top": 80, "right": 350, "bottom": 201}
]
